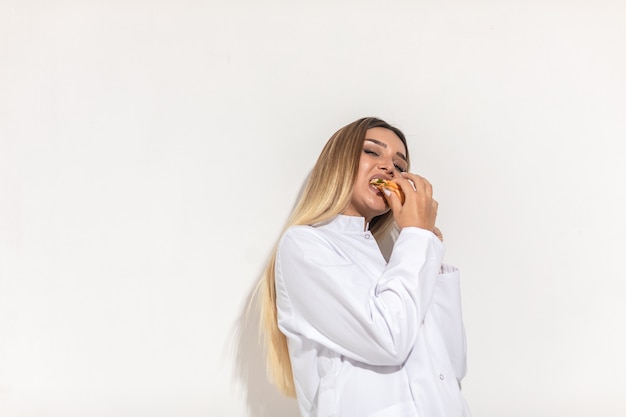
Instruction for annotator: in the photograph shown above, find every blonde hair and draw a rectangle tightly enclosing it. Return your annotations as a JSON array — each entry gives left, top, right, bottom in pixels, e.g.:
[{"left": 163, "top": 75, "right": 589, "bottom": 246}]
[{"left": 257, "top": 117, "right": 410, "bottom": 396}]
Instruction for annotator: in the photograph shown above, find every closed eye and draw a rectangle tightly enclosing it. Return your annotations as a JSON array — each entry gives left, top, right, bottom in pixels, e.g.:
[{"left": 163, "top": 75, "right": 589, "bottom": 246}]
[
  {"left": 394, "top": 163, "right": 407, "bottom": 173},
  {"left": 364, "top": 149, "right": 379, "bottom": 156}
]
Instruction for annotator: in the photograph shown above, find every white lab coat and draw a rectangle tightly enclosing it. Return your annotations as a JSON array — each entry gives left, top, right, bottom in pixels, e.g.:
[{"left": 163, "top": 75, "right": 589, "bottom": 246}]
[{"left": 275, "top": 215, "right": 471, "bottom": 417}]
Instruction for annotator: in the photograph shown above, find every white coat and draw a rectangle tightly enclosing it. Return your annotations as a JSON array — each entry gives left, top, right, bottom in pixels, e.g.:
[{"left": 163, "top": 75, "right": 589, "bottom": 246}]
[{"left": 275, "top": 215, "right": 471, "bottom": 417}]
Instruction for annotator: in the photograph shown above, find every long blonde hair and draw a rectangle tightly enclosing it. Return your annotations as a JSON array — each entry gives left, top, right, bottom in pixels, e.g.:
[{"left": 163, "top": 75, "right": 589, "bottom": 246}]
[{"left": 257, "top": 117, "right": 410, "bottom": 396}]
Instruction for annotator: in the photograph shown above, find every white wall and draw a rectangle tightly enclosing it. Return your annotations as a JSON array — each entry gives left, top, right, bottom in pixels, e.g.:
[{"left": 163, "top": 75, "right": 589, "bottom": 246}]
[{"left": 1, "top": 1, "right": 625, "bottom": 416}]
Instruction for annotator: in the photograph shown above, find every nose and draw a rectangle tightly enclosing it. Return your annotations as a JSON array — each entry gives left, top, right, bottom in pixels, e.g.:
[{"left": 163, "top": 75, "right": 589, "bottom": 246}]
[{"left": 379, "top": 159, "right": 395, "bottom": 177}]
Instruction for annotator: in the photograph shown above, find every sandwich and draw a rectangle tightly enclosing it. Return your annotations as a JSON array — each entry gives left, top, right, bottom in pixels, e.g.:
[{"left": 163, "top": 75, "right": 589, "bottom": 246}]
[{"left": 370, "top": 178, "right": 405, "bottom": 203}]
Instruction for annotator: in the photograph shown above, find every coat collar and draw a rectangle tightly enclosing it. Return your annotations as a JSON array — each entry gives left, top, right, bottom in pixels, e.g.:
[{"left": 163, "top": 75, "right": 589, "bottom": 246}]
[{"left": 315, "top": 214, "right": 370, "bottom": 233}]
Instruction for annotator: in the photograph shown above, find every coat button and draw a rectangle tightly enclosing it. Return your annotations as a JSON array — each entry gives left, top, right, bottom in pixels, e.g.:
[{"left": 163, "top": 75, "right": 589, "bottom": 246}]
[
  {"left": 439, "top": 374, "right": 444, "bottom": 380},
  {"left": 364, "top": 234, "right": 371, "bottom": 239}
]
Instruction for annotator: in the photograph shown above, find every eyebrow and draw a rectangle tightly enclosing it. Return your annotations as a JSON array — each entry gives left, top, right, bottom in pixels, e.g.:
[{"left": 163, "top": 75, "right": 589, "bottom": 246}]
[{"left": 365, "top": 138, "right": 407, "bottom": 162}]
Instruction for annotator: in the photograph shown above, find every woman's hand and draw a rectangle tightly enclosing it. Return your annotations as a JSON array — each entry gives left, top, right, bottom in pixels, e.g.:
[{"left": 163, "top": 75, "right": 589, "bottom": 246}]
[{"left": 383, "top": 172, "right": 439, "bottom": 234}]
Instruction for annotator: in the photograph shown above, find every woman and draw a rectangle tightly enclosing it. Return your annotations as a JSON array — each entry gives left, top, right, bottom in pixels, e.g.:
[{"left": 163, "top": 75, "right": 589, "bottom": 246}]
[{"left": 258, "top": 117, "right": 471, "bottom": 417}]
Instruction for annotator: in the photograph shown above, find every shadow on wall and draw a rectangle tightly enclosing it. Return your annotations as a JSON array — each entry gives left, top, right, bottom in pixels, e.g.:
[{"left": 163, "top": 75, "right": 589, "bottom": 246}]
[{"left": 229, "top": 282, "right": 300, "bottom": 417}]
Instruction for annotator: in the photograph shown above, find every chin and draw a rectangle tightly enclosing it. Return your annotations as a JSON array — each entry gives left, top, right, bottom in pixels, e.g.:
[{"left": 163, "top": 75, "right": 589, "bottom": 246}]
[{"left": 375, "top": 201, "right": 390, "bottom": 214}]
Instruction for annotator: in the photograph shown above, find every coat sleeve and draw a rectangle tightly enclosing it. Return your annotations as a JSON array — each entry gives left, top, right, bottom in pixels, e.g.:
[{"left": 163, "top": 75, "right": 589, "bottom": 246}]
[
  {"left": 428, "top": 264, "right": 468, "bottom": 381},
  {"left": 275, "top": 225, "right": 444, "bottom": 367}
]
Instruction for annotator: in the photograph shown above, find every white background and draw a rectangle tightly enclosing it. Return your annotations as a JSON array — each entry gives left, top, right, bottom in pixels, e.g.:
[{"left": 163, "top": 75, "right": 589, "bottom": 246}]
[{"left": 1, "top": 1, "right": 625, "bottom": 416}]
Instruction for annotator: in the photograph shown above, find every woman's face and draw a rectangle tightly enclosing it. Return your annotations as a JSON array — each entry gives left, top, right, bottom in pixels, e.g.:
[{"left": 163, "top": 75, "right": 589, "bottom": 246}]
[{"left": 342, "top": 127, "right": 408, "bottom": 222}]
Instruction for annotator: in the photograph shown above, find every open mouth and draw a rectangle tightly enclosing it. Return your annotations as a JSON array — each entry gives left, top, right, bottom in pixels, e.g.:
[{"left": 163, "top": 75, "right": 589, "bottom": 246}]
[
  {"left": 370, "top": 183, "right": 384, "bottom": 195},
  {"left": 369, "top": 178, "right": 386, "bottom": 194},
  {"left": 369, "top": 178, "right": 404, "bottom": 203}
]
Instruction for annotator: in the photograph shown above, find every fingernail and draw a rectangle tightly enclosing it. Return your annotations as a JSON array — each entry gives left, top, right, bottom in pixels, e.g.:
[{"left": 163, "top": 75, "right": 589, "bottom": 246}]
[{"left": 383, "top": 188, "right": 391, "bottom": 196}]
